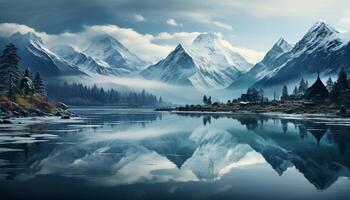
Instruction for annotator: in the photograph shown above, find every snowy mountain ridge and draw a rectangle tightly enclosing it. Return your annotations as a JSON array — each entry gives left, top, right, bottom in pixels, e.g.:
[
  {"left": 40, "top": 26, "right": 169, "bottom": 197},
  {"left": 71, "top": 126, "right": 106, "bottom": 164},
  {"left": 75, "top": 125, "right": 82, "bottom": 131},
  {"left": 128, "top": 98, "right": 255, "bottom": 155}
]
[
  {"left": 0, "top": 32, "right": 84, "bottom": 77},
  {"left": 51, "top": 45, "right": 120, "bottom": 76},
  {"left": 84, "top": 34, "right": 150, "bottom": 75},
  {"left": 228, "top": 37, "right": 293, "bottom": 89},
  {"left": 142, "top": 33, "right": 253, "bottom": 89},
  {"left": 229, "top": 21, "right": 350, "bottom": 90},
  {"left": 0, "top": 32, "right": 152, "bottom": 78}
]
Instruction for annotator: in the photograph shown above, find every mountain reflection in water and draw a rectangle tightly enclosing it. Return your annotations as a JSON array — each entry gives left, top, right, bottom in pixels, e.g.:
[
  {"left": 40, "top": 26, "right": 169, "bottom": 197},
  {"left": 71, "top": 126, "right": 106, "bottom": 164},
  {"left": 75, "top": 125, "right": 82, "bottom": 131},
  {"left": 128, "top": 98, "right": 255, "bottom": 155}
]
[{"left": 0, "top": 108, "right": 350, "bottom": 200}]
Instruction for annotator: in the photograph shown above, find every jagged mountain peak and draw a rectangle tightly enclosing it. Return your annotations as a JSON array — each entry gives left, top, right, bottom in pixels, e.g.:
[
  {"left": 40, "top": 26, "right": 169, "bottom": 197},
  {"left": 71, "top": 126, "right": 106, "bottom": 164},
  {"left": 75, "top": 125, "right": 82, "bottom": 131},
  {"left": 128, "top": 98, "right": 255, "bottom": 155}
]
[
  {"left": 308, "top": 20, "right": 338, "bottom": 35},
  {"left": 259, "top": 37, "right": 293, "bottom": 66},
  {"left": 9, "top": 31, "right": 43, "bottom": 44},
  {"left": 84, "top": 34, "right": 149, "bottom": 72},
  {"left": 248, "top": 21, "right": 349, "bottom": 88},
  {"left": 90, "top": 34, "right": 127, "bottom": 50},
  {"left": 192, "top": 32, "right": 221, "bottom": 44},
  {"left": 0, "top": 32, "right": 84, "bottom": 77},
  {"left": 174, "top": 43, "right": 186, "bottom": 51},
  {"left": 274, "top": 37, "right": 292, "bottom": 51},
  {"left": 298, "top": 21, "right": 339, "bottom": 45},
  {"left": 142, "top": 32, "right": 254, "bottom": 89},
  {"left": 288, "top": 20, "right": 343, "bottom": 57},
  {"left": 191, "top": 32, "right": 233, "bottom": 51}
]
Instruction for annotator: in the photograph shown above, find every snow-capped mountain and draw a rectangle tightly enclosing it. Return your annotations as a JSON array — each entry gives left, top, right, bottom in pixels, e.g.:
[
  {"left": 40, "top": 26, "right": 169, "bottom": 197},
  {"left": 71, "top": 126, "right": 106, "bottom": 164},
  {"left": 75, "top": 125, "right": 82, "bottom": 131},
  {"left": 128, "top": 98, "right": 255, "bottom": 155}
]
[
  {"left": 51, "top": 45, "right": 120, "bottom": 76},
  {"left": 84, "top": 34, "right": 149, "bottom": 75},
  {"left": 141, "top": 44, "right": 197, "bottom": 86},
  {"left": 142, "top": 33, "right": 253, "bottom": 89},
  {"left": 0, "top": 32, "right": 85, "bottom": 77},
  {"left": 251, "top": 21, "right": 350, "bottom": 87},
  {"left": 0, "top": 32, "right": 150, "bottom": 78},
  {"left": 191, "top": 33, "right": 253, "bottom": 73},
  {"left": 228, "top": 38, "right": 293, "bottom": 89}
]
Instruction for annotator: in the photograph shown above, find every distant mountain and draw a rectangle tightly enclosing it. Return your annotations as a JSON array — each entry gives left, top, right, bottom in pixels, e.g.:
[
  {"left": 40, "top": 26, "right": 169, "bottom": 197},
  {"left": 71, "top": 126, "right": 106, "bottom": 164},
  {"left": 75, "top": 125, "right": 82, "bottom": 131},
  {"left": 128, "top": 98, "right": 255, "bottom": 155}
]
[
  {"left": 141, "top": 33, "right": 253, "bottom": 89},
  {"left": 84, "top": 34, "right": 150, "bottom": 75},
  {"left": 141, "top": 44, "right": 197, "bottom": 86},
  {"left": 228, "top": 38, "right": 293, "bottom": 89},
  {"left": 251, "top": 21, "right": 350, "bottom": 87},
  {"left": 51, "top": 45, "right": 120, "bottom": 76},
  {"left": 0, "top": 32, "right": 150, "bottom": 78},
  {"left": 0, "top": 32, "right": 85, "bottom": 77}
]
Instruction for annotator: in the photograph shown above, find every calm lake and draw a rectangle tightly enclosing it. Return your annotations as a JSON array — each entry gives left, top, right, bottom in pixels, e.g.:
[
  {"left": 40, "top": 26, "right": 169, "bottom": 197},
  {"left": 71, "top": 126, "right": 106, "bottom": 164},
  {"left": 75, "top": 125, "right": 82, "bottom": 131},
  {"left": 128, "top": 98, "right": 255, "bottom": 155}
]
[{"left": 0, "top": 107, "right": 350, "bottom": 200}]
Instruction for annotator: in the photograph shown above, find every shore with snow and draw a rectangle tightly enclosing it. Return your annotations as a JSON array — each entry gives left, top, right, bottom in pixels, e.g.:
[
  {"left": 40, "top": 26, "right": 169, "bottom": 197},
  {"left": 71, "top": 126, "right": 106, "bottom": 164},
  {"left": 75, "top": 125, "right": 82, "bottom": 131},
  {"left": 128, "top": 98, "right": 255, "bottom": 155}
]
[{"left": 157, "top": 101, "right": 349, "bottom": 118}]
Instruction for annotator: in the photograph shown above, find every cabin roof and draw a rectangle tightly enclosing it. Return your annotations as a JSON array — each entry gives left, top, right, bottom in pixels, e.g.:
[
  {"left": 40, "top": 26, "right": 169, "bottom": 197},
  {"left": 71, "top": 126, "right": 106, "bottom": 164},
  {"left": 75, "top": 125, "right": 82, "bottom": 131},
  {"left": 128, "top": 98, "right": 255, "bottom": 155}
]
[{"left": 305, "top": 75, "right": 329, "bottom": 100}]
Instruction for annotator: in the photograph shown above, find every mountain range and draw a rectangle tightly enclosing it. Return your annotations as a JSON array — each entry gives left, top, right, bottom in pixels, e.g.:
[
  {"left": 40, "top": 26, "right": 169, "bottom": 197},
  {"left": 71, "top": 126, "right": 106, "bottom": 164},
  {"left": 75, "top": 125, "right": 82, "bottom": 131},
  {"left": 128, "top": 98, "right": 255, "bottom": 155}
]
[
  {"left": 0, "top": 32, "right": 150, "bottom": 78},
  {"left": 1, "top": 21, "right": 350, "bottom": 92},
  {"left": 141, "top": 33, "right": 253, "bottom": 89},
  {"left": 0, "top": 32, "right": 84, "bottom": 77},
  {"left": 228, "top": 21, "right": 350, "bottom": 90}
]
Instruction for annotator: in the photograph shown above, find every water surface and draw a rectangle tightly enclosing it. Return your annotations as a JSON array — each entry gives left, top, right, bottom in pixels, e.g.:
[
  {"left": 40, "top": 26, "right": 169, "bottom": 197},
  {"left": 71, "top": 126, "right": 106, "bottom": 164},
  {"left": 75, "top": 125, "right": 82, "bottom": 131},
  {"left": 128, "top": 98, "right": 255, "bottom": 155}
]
[{"left": 0, "top": 107, "right": 350, "bottom": 200}]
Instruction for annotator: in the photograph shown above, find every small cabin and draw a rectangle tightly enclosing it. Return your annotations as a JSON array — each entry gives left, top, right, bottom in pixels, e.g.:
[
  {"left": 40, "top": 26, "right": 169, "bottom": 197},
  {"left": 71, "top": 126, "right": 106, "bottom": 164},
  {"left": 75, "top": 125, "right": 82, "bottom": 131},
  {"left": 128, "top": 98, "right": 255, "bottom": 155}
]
[{"left": 304, "top": 74, "right": 329, "bottom": 102}]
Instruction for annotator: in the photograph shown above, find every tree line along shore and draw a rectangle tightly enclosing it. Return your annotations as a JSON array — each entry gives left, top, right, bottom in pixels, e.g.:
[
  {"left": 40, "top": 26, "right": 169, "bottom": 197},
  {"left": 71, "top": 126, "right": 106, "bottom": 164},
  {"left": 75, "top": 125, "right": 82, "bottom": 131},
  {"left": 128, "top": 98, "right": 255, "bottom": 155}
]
[
  {"left": 0, "top": 43, "right": 167, "bottom": 122},
  {"left": 165, "top": 68, "right": 350, "bottom": 117}
]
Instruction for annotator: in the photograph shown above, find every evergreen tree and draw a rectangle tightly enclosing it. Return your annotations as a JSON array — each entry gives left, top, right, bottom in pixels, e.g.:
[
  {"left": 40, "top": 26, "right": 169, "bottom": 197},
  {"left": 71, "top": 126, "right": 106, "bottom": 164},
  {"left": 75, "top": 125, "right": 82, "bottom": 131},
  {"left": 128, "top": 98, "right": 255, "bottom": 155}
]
[
  {"left": 326, "top": 77, "right": 334, "bottom": 92},
  {"left": 281, "top": 85, "right": 289, "bottom": 101},
  {"left": 46, "top": 82, "right": 162, "bottom": 106},
  {"left": 330, "top": 68, "right": 350, "bottom": 104},
  {"left": 298, "top": 78, "right": 308, "bottom": 95},
  {"left": 33, "top": 72, "right": 46, "bottom": 96},
  {"left": 293, "top": 86, "right": 298, "bottom": 96},
  {"left": 7, "top": 74, "right": 16, "bottom": 101},
  {"left": 259, "top": 88, "right": 264, "bottom": 102},
  {"left": 203, "top": 95, "right": 208, "bottom": 105},
  {"left": 207, "top": 96, "right": 212, "bottom": 105},
  {"left": 330, "top": 82, "right": 341, "bottom": 103},
  {"left": 19, "top": 67, "right": 34, "bottom": 95},
  {"left": 23, "top": 67, "right": 31, "bottom": 78},
  {"left": 337, "top": 68, "right": 349, "bottom": 90},
  {"left": 0, "top": 43, "right": 21, "bottom": 92}
]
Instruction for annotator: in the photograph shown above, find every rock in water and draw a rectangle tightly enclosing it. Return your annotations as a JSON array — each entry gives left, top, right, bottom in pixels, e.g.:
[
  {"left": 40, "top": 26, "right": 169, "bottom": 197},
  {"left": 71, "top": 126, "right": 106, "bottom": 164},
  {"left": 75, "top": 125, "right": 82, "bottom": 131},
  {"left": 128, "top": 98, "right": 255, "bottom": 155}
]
[{"left": 58, "top": 102, "right": 69, "bottom": 110}]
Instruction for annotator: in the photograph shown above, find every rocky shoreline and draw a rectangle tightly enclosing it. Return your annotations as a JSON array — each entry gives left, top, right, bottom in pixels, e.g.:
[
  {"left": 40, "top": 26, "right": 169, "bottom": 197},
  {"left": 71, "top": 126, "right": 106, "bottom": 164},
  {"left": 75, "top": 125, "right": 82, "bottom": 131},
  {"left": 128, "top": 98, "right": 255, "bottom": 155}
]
[{"left": 0, "top": 96, "right": 76, "bottom": 123}]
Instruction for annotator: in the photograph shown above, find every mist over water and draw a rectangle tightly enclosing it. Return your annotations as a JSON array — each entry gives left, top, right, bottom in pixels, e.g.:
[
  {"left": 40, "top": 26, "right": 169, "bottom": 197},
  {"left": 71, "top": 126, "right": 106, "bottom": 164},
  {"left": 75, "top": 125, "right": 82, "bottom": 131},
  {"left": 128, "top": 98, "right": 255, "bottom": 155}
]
[{"left": 0, "top": 107, "right": 350, "bottom": 200}]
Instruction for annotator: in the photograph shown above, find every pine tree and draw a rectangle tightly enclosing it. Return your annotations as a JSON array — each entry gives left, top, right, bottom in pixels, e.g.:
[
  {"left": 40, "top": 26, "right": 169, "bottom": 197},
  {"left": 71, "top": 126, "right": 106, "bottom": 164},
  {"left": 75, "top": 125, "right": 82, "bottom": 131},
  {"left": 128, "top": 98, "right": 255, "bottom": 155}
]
[
  {"left": 23, "top": 67, "right": 31, "bottom": 78},
  {"left": 19, "top": 67, "right": 34, "bottom": 95},
  {"left": 326, "top": 77, "right": 334, "bottom": 92},
  {"left": 203, "top": 95, "right": 208, "bottom": 105},
  {"left": 293, "top": 86, "right": 298, "bottom": 96},
  {"left": 7, "top": 74, "right": 16, "bottom": 101},
  {"left": 0, "top": 43, "right": 21, "bottom": 92},
  {"left": 330, "top": 68, "right": 350, "bottom": 104},
  {"left": 281, "top": 85, "right": 289, "bottom": 101},
  {"left": 259, "top": 88, "right": 264, "bottom": 102},
  {"left": 298, "top": 78, "right": 308, "bottom": 95},
  {"left": 207, "top": 96, "right": 212, "bottom": 105},
  {"left": 337, "top": 68, "right": 349, "bottom": 90},
  {"left": 33, "top": 72, "right": 46, "bottom": 96}
]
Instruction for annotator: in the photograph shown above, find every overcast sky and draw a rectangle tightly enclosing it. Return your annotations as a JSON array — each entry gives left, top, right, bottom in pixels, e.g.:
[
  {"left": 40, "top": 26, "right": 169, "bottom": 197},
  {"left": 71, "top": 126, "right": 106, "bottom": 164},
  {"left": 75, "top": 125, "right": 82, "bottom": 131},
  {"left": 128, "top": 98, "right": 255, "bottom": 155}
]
[{"left": 1, "top": 0, "right": 350, "bottom": 63}]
